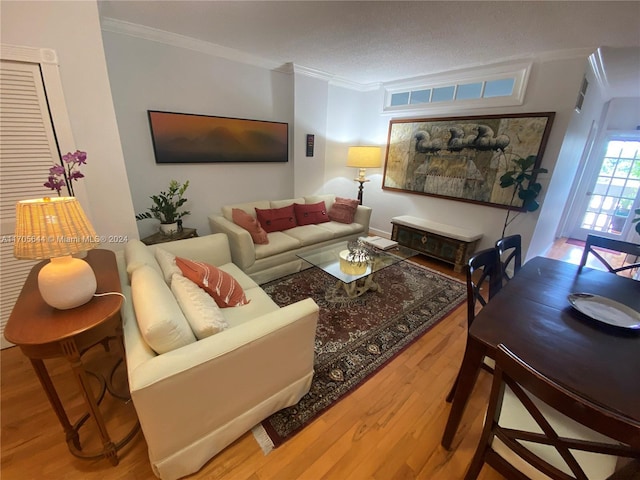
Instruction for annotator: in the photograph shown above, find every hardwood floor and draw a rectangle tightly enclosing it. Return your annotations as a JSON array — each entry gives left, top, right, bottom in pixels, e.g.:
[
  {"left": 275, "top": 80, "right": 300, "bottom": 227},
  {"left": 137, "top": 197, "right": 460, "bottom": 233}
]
[{"left": 0, "top": 238, "right": 632, "bottom": 479}]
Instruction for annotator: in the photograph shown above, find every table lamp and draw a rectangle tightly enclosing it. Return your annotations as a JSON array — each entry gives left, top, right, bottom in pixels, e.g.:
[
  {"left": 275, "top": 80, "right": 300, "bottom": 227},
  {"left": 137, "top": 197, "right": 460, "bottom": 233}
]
[
  {"left": 346, "top": 146, "right": 382, "bottom": 205},
  {"left": 14, "top": 197, "right": 99, "bottom": 310}
]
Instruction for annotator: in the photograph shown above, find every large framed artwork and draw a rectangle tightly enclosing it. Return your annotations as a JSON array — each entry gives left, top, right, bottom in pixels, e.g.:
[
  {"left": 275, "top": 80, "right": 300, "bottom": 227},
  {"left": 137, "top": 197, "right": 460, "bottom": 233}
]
[
  {"left": 382, "top": 112, "right": 555, "bottom": 210},
  {"left": 148, "top": 110, "right": 289, "bottom": 163}
]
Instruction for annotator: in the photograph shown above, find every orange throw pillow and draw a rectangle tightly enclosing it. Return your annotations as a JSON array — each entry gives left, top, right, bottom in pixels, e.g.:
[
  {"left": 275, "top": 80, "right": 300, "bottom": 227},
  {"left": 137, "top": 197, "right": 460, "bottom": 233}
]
[
  {"left": 232, "top": 208, "right": 269, "bottom": 244},
  {"left": 328, "top": 197, "right": 360, "bottom": 224},
  {"left": 175, "top": 257, "right": 249, "bottom": 308}
]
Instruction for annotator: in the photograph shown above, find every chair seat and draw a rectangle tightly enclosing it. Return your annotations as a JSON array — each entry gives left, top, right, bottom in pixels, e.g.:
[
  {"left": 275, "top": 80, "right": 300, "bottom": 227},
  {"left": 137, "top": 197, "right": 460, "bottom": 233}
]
[{"left": 493, "top": 385, "right": 620, "bottom": 480}]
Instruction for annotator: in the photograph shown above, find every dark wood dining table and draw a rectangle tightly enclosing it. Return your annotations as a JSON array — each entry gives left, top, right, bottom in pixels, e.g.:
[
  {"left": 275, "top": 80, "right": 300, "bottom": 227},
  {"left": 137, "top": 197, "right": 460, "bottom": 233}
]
[{"left": 441, "top": 256, "right": 640, "bottom": 450}]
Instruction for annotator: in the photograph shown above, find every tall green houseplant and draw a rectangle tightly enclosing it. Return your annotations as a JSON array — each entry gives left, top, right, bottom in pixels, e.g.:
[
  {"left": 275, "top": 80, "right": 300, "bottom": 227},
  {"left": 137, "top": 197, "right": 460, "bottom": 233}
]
[
  {"left": 136, "top": 179, "right": 190, "bottom": 224},
  {"left": 499, "top": 155, "right": 548, "bottom": 238}
]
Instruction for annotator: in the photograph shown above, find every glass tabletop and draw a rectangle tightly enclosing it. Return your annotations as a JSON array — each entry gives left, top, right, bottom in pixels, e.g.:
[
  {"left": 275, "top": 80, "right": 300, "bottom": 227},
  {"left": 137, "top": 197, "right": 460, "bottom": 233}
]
[{"left": 297, "top": 240, "right": 419, "bottom": 284}]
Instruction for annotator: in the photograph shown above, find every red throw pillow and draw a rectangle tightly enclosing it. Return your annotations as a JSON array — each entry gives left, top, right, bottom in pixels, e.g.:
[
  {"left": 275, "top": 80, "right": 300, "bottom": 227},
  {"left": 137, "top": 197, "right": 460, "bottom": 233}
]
[
  {"left": 232, "top": 208, "right": 269, "bottom": 244},
  {"left": 255, "top": 205, "right": 297, "bottom": 232},
  {"left": 294, "top": 201, "right": 329, "bottom": 226},
  {"left": 328, "top": 197, "right": 360, "bottom": 224},
  {"left": 175, "top": 257, "right": 249, "bottom": 308}
]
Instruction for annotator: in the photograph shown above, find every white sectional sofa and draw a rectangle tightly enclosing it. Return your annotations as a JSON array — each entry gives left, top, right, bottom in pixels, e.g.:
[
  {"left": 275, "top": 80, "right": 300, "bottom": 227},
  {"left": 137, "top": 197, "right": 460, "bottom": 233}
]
[
  {"left": 116, "top": 234, "right": 319, "bottom": 480},
  {"left": 208, "top": 194, "right": 372, "bottom": 284}
]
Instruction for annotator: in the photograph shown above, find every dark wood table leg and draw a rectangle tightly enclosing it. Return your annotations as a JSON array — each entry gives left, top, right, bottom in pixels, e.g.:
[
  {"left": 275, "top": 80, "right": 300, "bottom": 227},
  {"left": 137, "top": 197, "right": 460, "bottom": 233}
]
[
  {"left": 61, "top": 339, "right": 119, "bottom": 465},
  {"left": 29, "top": 358, "right": 81, "bottom": 450},
  {"left": 441, "top": 336, "right": 486, "bottom": 450}
]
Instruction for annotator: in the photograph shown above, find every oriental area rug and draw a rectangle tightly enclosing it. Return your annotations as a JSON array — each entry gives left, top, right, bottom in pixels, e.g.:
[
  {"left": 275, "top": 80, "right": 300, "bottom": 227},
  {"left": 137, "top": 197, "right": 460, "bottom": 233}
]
[{"left": 253, "top": 260, "right": 466, "bottom": 452}]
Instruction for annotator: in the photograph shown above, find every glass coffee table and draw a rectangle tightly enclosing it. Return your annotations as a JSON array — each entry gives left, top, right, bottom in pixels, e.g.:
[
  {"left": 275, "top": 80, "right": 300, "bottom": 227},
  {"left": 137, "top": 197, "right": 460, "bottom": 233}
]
[{"left": 297, "top": 240, "right": 419, "bottom": 298}]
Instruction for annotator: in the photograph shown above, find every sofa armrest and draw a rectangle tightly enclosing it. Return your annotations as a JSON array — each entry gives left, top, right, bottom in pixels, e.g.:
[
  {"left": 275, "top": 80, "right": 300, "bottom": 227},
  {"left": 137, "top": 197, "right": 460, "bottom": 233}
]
[
  {"left": 208, "top": 215, "right": 256, "bottom": 270},
  {"left": 353, "top": 205, "right": 372, "bottom": 233}
]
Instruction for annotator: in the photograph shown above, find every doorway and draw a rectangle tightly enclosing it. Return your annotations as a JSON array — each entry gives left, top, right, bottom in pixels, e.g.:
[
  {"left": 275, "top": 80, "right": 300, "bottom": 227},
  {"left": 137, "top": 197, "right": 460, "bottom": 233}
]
[{"left": 568, "top": 135, "right": 640, "bottom": 241}]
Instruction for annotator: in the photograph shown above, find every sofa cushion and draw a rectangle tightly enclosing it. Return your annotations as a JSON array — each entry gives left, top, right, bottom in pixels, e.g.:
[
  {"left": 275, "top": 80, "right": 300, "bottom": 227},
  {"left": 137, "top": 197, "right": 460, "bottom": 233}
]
[
  {"left": 171, "top": 274, "right": 228, "bottom": 339},
  {"left": 155, "top": 247, "right": 182, "bottom": 285},
  {"left": 217, "top": 262, "right": 260, "bottom": 291},
  {"left": 232, "top": 208, "right": 269, "bottom": 244},
  {"left": 304, "top": 194, "right": 336, "bottom": 210},
  {"left": 270, "top": 197, "right": 304, "bottom": 209},
  {"left": 316, "top": 220, "right": 365, "bottom": 237},
  {"left": 125, "top": 239, "right": 163, "bottom": 280},
  {"left": 254, "top": 231, "right": 302, "bottom": 260},
  {"left": 255, "top": 205, "right": 297, "bottom": 233},
  {"left": 284, "top": 225, "right": 335, "bottom": 246},
  {"left": 176, "top": 257, "right": 250, "bottom": 308},
  {"left": 131, "top": 265, "right": 196, "bottom": 354},
  {"left": 328, "top": 197, "right": 360, "bottom": 224},
  {"left": 294, "top": 201, "right": 329, "bottom": 226},
  {"left": 221, "top": 286, "right": 280, "bottom": 327}
]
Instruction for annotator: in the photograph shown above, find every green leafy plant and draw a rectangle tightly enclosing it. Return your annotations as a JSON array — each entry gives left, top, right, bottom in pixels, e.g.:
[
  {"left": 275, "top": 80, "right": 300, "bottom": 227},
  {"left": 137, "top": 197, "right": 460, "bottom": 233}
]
[
  {"left": 499, "top": 155, "right": 548, "bottom": 238},
  {"left": 135, "top": 180, "right": 190, "bottom": 224}
]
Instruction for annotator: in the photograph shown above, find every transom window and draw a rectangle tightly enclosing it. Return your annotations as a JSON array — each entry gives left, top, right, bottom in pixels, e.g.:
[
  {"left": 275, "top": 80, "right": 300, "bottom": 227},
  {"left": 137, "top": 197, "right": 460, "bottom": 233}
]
[{"left": 383, "top": 61, "right": 531, "bottom": 114}]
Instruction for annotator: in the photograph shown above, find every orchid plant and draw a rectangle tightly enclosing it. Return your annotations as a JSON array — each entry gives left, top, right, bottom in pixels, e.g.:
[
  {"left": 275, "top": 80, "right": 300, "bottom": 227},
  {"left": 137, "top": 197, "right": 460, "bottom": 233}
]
[{"left": 44, "top": 150, "right": 87, "bottom": 196}]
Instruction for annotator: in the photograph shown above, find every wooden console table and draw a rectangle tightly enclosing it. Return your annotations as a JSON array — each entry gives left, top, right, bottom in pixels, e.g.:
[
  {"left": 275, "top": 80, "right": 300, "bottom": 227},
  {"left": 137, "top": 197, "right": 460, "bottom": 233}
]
[
  {"left": 141, "top": 227, "right": 197, "bottom": 246},
  {"left": 391, "top": 215, "right": 482, "bottom": 272},
  {"left": 4, "top": 249, "right": 140, "bottom": 466}
]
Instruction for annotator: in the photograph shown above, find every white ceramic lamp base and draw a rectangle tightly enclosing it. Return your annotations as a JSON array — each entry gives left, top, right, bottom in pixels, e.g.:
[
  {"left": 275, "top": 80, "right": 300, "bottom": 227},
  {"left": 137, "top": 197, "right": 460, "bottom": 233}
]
[{"left": 38, "top": 256, "right": 97, "bottom": 310}]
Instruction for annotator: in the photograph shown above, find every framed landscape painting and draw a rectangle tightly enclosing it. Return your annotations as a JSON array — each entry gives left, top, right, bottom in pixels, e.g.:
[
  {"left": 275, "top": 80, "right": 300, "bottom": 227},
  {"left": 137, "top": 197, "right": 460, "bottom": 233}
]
[
  {"left": 382, "top": 112, "right": 555, "bottom": 210},
  {"left": 148, "top": 110, "right": 289, "bottom": 163}
]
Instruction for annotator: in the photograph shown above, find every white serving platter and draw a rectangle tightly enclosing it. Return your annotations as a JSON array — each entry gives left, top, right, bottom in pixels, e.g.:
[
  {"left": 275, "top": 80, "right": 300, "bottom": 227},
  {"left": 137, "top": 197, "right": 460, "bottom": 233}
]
[{"left": 568, "top": 293, "right": 640, "bottom": 330}]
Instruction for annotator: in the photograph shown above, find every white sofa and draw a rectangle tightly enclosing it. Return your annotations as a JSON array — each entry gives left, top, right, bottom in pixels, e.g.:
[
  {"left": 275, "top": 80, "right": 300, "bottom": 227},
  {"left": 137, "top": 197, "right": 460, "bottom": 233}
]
[
  {"left": 116, "top": 234, "right": 319, "bottom": 480},
  {"left": 208, "top": 194, "right": 372, "bottom": 284}
]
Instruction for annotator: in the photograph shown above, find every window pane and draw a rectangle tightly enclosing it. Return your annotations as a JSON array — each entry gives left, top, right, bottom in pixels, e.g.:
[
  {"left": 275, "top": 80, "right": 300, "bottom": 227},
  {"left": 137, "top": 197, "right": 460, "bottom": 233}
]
[
  {"left": 456, "top": 82, "right": 482, "bottom": 100},
  {"left": 390, "top": 92, "right": 410, "bottom": 106},
  {"left": 484, "top": 78, "right": 515, "bottom": 97},
  {"left": 410, "top": 89, "right": 431, "bottom": 104},
  {"left": 432, "top": 86, "right": 455, "bottom": 102}
]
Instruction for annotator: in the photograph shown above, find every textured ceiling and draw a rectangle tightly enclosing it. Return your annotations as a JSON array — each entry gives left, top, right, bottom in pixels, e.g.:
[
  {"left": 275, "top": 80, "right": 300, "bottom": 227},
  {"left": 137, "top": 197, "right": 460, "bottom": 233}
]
[{"left": 98, "top": 1, "right": 640, "bottom": 86}]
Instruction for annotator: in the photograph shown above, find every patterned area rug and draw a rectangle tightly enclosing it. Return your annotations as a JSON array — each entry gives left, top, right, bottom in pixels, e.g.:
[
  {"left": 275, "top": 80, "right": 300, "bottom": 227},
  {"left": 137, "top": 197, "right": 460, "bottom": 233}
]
[{"left": 255, "top": 260, "right": 466, "bottom": 450}]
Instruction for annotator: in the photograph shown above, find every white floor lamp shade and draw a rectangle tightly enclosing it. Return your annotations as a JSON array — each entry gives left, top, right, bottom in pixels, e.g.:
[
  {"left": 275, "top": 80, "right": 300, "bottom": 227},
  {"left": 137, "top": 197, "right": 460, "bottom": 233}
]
[{"left": 14, "top": 197, "right": 100, "bottom": 310}]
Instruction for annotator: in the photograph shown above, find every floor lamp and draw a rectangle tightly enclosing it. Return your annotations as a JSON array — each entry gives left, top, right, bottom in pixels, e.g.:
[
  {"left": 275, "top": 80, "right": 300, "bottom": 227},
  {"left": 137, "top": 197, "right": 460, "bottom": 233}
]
[{"left": 346, "top": 146, "right": 382, "bottom": 205}]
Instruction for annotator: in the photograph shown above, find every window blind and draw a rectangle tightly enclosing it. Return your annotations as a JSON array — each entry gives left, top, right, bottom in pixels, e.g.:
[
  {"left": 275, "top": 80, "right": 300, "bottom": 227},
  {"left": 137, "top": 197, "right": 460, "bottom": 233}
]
[{"left": 0, "top": 60, "right": 62, "bottom": 348}]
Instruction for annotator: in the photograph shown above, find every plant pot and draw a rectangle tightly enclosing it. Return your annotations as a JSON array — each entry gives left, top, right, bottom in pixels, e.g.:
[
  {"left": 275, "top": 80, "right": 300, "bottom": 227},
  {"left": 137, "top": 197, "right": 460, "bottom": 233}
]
[{"left": 159, "top": 222, "right": 178, "bottom": 236}]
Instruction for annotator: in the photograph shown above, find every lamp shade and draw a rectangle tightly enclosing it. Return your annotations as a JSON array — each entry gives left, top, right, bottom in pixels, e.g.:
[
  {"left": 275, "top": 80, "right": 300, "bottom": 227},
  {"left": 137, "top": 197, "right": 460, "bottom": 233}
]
[
  {"left": 14, "top": 197, "right": 99, "bottom": 309},
  {"left": 346, "top": 146, "right": 382, "bottom": 168},
  {"left": 14, "top": 196, "right": 99, "bottom": 260}
]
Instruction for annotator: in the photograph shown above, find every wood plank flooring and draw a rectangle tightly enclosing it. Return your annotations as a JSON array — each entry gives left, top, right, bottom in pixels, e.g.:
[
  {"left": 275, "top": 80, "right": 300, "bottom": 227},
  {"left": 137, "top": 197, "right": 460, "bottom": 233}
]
[{"left": 0, "top": 238, "right": 631, "bottom": 479}]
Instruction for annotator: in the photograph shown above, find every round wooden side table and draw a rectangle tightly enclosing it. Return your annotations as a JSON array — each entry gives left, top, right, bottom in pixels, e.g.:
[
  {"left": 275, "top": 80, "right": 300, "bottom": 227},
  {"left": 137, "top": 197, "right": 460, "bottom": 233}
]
[{"left": 4, "top": 249, "right": 140, "bottom": 466}]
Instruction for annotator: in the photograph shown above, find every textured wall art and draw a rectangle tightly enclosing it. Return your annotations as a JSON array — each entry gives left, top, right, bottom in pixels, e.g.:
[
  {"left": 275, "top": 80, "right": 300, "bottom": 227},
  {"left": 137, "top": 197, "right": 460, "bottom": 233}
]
[{"left": 382, "top": 113, "right": 555, "bottom": 210}]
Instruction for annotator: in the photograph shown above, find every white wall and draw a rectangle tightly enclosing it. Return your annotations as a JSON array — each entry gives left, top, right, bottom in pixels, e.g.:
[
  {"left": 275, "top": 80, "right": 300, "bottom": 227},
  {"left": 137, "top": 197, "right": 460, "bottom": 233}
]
[
  {"left": 102, "top": 31, "right": 296, "bottom": 237},
  {"left": 1, "top": 0, "right": 137, "bottom": 248},
  {"left": 293, "top": 72, "right": 328, "bottom": 197}
]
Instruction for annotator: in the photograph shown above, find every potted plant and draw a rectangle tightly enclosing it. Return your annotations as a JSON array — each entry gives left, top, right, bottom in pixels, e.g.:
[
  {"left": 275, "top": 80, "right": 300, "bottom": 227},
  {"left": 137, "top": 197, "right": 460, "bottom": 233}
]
[
  {"left": 498, "top": 154, "right": 548, "bottom": 239},
  {"left": 136, "top": 180, "right": 190, "bottom": 235}
]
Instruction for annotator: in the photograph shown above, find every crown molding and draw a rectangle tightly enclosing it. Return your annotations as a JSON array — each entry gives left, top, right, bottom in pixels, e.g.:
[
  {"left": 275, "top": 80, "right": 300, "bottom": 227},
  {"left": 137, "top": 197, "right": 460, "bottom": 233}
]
[
  {"left": 100, "top": 17, "right": 281, "bottom": 71},
  {"left": 101, "top": 17, "right": 379, "bottom": 92}
]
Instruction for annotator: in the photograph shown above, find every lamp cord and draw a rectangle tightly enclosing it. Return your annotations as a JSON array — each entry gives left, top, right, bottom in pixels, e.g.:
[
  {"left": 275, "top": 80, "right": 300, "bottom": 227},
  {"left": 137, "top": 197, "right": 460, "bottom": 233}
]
[{"left": 94, "top": 291, "right": 127, "bottom": 302}]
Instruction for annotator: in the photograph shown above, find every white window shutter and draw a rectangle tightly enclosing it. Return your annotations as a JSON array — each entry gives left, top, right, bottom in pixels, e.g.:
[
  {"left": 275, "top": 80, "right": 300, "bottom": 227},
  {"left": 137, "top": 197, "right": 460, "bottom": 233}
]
[{"left": 0, "top": 59, "right": 65, "bottom": 348}]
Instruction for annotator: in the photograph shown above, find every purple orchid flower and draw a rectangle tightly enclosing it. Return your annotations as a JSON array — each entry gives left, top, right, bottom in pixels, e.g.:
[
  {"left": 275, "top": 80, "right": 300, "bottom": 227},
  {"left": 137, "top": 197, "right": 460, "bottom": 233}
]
[{"left": 44, "top": 150, "right": 87, "bottom": 196}]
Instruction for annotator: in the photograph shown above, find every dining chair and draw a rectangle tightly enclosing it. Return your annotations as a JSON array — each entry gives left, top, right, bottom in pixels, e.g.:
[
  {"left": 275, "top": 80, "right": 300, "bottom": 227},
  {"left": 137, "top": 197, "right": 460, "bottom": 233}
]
[
  {"left": 446, "top": 247, "right": 502, "bottom": 402},
  {"left": 578, "top": 234, "right": 640, "bottom": 275},
  {"left": 495, "top": 234, "right": 522, "bottom": 282},
  {"left": 464, "top": 344, "right": 640, "bottom": 480}
]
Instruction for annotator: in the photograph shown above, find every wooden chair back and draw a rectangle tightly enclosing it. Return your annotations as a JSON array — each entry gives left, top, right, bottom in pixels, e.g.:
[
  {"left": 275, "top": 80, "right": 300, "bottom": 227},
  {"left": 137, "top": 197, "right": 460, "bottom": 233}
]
[
  {"left": 495, "top": 234, "right": 522, "bottom": 282},
  {"left": 578, "top": 234, "right": 640, "bottom": 275},
  {"left": 464, "top": 344, "right": 640, "bottom": 480},
  {"left": 466, "top": 247, "right": 503, "bottom": 327}
]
